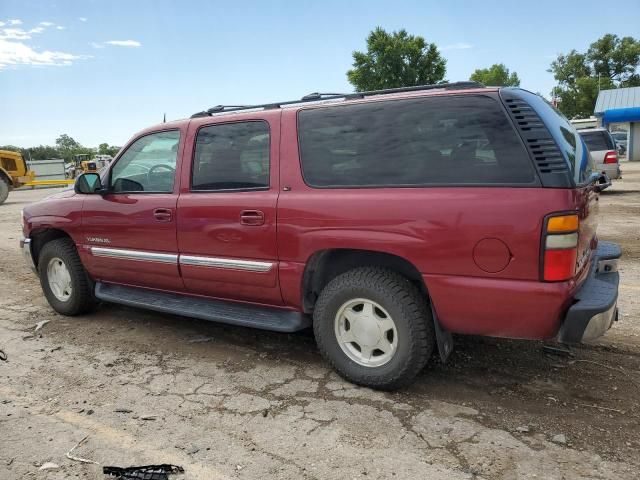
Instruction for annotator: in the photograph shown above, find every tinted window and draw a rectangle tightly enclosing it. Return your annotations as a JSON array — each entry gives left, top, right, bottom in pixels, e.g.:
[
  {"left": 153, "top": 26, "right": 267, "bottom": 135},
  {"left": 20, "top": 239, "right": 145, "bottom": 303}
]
[
  {"left": 580, "top": 131, "right": 615, "bottom": 151},
  {"left": 515, "top": 90, "right": 592, "bottom": 185},
  {"left": 111, "top": 130, "right": 180, "bottom": 193},
  {"left": 192, "top": 121, "right": 269, "bottom": 191},
  {"left": 298, "top": 95, "right": 535, "bottom": 187}
]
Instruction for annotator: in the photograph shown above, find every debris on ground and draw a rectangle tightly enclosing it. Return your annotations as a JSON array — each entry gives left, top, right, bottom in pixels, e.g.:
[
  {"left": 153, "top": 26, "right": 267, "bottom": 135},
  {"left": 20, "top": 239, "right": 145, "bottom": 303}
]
[
  {"left": 187, "top": 336, "right": 213, "bottom": 343},
  {"left": 140, "top": 414, "right": 157, "bottom": 420},
  {"left": 0, "top": 349, "right": 6, "bottom": 361},
  {"left": 66, "top": 435, "right": 99, "bottom": 465},
  {"left": 516, "top": 426, "right": 530, "bottom": 433},
  {"left": 552, "top": 434, "right": 568, "bottom": 445},
  {"left": 114, "top": 408, "right": 132, "bottom": 413},
  {"left": 39, "top": 462, "right": 60, "bottom": 470},
  {"left": 34, "top": 320, "right": 50, "bottom": 332},
  {"left": 103, "top": 464, "right": 184, "bottom": 480},
  {"left": 542, "top": 344, "right": 574, "bottom": 357}
]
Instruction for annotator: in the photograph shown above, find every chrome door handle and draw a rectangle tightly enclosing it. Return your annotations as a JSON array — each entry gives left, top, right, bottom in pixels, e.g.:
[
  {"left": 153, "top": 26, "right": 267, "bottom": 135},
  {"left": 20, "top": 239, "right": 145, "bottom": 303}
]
[
  {"left": 240, "top": 210, "right": 265, "bottom": 226},
  {"left": 153, "top": 208, "right": 172, "bottom": 222}
]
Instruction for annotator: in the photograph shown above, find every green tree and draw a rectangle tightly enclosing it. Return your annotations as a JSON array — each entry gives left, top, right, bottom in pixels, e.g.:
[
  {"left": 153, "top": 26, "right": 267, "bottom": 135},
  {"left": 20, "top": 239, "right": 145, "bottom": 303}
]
[
  {"left": 347, "top": 27, "right": 446, "bottom": 91},
  {"left": 26, "top": 145, "right": 62, "bottom": 160},
  {"left": 588, "top": 34, "right": 640, "bottom": 85},
  {"left": 0, "top": 145, "right": 22, "bottom": 153},
  {"left": 98, "top": 143, "right": 121, "bottom": 157},
  {"left": 470, "top": 63, "right": 520, "bottom": 86},
  {"left": 55, "top": 134, "right": 81, "bottom": 162},
  {"left": 549, "top": 34, "right": 640, "bottom": 118}
]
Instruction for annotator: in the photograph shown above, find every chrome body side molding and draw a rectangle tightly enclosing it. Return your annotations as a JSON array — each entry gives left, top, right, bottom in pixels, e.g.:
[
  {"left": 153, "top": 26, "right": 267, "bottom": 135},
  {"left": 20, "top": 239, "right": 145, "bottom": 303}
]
[
  {"left": 91, "top": 247, "right": 178, "bottom": 264},
  {"left": 179, "top": 255, "right": 273, "bottom": 272}
]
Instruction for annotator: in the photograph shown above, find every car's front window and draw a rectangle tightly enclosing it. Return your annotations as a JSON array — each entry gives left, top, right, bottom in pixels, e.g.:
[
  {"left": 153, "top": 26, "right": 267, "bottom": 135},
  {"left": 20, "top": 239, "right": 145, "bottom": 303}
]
[{"left": 110, "top": 130, "right": 180, "bottom": 193}]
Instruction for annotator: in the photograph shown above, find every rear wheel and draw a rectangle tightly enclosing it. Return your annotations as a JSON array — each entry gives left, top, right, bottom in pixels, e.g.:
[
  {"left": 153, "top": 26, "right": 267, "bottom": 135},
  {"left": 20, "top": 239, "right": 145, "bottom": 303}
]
[
  {"left": 313, "top": 267, "right": 434, "bottom": 390},
  {"left": 38, "top": 238, "right": 97, "bottom": 315},
  {"left": 0, "top": 177, "right": 9, "bottom": 205}
]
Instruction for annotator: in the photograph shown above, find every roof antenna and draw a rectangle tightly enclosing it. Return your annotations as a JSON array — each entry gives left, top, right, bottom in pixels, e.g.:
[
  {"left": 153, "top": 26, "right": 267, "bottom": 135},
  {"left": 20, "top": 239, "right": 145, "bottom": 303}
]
[{"left": 163, "top": 113, "right": 166, "bottom": 123}]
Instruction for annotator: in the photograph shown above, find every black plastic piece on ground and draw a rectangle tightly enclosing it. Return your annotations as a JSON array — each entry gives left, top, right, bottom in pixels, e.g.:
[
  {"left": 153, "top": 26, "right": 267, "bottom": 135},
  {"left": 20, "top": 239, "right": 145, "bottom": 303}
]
[
  {"left": 103, "top": 464, "right": 184, "bottom": 480},
  {"left": 95, "top": 282, "right": 311, "bottom": 332}
]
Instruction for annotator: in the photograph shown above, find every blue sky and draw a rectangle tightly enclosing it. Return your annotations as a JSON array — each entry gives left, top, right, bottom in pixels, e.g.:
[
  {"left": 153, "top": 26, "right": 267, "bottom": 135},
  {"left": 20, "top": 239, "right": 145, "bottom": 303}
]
[{"left": 1, "top": 0, "right": 638, "bottom": 147}]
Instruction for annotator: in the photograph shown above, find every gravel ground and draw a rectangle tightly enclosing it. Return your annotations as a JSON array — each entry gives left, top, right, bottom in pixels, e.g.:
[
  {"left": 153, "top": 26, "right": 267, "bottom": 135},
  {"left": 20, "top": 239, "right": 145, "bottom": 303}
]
[{"left": 1, "top": 164, "right": 639, "bottom": 480}]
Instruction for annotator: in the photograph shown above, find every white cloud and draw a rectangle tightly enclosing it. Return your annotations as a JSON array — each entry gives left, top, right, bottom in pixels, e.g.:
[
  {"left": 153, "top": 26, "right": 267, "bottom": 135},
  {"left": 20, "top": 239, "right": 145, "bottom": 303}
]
[
  {"left": 0, "top": 38, "right": 90, "bottom": 70},
  {"left": 442, "top": 42, "right": 473, "bottom": 51},
  {"left": 29, "top": 27, "right": 45, "bottom": 34},
  {"left": 90, "top": 42, "right": 105, "bottom": 49},
  {"left": 0, "top": 22, "right": 4, "bottom": 27},
  {"left": 78, "top": 17, "right": 87, "bottom": 22},
  {"left": 104, "top": 40, "right": 141, "bottom": 47},
  {"left": 8, "top": 19, "right": 22, "bottom": 25},
  {"left": 39, "top": 21, "right": 54, "bottom": 27},
  {"left": 56, "top": 26, "right": 65, "bottom": 30},
  {"left": 0, "top": 28, "right": 32, "bottom": 40}
]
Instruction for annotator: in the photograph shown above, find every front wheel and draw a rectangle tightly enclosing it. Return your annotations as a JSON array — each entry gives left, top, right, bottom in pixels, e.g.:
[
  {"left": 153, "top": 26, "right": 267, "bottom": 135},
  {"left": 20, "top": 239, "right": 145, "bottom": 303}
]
[
  {"left": 0, "top": 178, "right": 9, "bottom": 205},
  {"left": 38, "top": 238, "right": 97, "bottom": 315},
  {"left": 313, "top": 267, "right": 434, "bottom": 390}
]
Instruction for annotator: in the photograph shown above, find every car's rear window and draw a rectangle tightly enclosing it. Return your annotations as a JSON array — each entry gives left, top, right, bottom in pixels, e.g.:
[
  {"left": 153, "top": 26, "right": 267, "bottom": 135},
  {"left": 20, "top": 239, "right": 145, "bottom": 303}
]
[
  {"left": 580, "top": 131, "right": 615, "bottom": 152},
  {"left": 515, "top": 90, "right": 592, "bottom": 185},
  {"left": 297, "top": 95, "right": 536, "bottom": 188}
]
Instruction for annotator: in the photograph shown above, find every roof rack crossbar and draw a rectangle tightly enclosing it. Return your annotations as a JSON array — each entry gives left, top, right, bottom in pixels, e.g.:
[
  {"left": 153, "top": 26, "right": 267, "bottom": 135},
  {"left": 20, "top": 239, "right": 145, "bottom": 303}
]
[{"left": 190, "top": 81, "right": 484, "bottom": 118}]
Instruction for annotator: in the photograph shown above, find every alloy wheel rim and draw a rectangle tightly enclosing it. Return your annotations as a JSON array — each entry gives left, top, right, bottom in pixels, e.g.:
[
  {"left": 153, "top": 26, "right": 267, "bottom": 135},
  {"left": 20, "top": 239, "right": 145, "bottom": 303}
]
[
  {"left": 47, "top": 257, "right": 72, "bottom": 302},
  {"left": 334, "top": 298, "right": 398, "bottom": 367}
]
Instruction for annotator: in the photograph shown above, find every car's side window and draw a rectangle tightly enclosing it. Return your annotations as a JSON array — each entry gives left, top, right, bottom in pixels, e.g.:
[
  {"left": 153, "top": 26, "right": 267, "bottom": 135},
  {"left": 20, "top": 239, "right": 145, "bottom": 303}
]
[
  {"left": 297, "top": 95, "right": 536, "bottom": 188},
  {"left": 192, "top": 121, "right": 270, "bottom": 191},
  {"left": 110, "top": 130, "right": 180, "bottom": 193}
]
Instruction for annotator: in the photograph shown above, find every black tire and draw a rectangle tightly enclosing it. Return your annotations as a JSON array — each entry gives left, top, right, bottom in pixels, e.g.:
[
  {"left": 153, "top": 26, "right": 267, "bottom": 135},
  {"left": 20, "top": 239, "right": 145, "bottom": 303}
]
[
  {"left": 313, "top": 267, "right": 434, "bottom": 390},
  {"left": 38, "top": 238, "right": 97, "bottom": 316},
  {"left": 0, "top": 177, "right": 9, "bottom": 205}
]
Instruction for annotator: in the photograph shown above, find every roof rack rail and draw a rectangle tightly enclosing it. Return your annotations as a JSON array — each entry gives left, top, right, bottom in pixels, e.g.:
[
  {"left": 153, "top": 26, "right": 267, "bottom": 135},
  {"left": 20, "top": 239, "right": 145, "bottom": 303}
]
[{"left": 190, "top": 81, "right": 484, "bottom": 118}]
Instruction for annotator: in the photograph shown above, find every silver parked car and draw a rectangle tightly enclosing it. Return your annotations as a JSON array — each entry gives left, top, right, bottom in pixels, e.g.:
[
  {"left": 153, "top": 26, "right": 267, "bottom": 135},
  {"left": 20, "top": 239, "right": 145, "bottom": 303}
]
[
  {"left": 579, "top": 128, "right": 621, "bottom": 180},
  {"left": 611, "top": 131, "right": 628, "bottom": 156}
]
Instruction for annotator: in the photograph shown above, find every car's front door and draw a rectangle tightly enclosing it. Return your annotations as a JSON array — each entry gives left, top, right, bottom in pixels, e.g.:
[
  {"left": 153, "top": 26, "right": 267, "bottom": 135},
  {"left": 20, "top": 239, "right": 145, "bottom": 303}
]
[
  {"left": 177, "top": 112, "right": 282, "bottom": 305},
  {"left": 80, "top": 129, "right": 184, "bottom": 291}
]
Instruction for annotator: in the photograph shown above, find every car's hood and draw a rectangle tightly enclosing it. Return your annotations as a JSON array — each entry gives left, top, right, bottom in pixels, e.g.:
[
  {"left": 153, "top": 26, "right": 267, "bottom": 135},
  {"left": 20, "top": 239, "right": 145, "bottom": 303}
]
[{"left": 42, "top": 187, "right": 76, "bottom": 201}]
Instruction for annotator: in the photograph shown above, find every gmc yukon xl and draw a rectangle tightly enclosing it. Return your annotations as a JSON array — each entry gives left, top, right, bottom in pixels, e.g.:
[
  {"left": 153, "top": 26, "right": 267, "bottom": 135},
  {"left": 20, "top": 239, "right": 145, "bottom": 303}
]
[{"left": 21, "top": 82, "right": 621, "bottom": 389}]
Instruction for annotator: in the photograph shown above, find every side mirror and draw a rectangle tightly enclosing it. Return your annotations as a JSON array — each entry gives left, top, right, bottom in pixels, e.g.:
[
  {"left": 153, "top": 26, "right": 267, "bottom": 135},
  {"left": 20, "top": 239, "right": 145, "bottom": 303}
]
[{"left": 75, "top": 173, "right": 103, "bottom": 194}]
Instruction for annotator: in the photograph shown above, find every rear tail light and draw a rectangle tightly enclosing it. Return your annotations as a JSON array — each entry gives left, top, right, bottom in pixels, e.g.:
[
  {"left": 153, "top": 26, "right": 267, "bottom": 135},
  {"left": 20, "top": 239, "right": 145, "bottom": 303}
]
[
  {"left": 542, "top": 213, "right": 579, "bottom": 282},
  {"left": 604, "top": 151, "right": 618, "bottom": 164}
]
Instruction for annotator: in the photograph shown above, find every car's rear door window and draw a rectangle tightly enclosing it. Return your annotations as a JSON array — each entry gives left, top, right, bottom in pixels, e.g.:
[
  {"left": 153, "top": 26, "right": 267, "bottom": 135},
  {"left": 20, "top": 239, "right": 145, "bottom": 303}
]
[
  {"left": 580, "top": 131, "right": 615, "bottom": 151},
  {"left": 297, "top": 95, "right": 536, "bottom": 188},
  {"left": 192, "top": 121, "right": 270, "bottom": 191}
]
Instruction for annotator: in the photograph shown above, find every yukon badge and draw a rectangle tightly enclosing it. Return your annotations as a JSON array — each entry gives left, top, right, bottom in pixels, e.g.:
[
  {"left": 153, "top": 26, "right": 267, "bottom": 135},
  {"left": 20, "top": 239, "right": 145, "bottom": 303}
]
[{"left": 86, "top": 236, "right": 111, "bottom": 244}]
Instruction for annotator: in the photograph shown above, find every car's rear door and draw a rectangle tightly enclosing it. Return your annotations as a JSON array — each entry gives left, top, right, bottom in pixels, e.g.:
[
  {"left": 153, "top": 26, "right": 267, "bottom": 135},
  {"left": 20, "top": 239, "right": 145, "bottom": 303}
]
[
  {"left": 176, "top": 111, "right": 282, "bottom": 305},
  {"left": 80, "top": 129, "right": 185, "bottom": 291}
]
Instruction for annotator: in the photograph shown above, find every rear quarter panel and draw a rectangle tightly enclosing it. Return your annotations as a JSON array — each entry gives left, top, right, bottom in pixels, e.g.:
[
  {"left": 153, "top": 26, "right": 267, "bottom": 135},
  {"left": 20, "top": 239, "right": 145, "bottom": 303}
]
[{"left": 278, "top": 108, "right": 581, "bottom": 338}]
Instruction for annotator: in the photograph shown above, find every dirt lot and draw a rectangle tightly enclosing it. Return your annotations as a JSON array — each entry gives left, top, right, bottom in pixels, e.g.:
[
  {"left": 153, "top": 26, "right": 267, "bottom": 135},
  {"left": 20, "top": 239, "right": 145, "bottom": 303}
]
[{"left": 1, "top": 165, "right": 639, "bottom": 480}]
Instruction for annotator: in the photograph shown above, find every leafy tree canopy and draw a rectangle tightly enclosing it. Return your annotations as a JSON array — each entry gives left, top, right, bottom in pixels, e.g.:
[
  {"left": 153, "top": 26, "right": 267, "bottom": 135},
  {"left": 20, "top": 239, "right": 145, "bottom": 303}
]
[
  {"left": 347, "top": 27, "right": 446, "bottom": 91},
  {"left": 470, "top": 63, "right": 520, "bottom": 86},
  {"left": 549, "top": 34, "right": 640, "bottom": 118}
]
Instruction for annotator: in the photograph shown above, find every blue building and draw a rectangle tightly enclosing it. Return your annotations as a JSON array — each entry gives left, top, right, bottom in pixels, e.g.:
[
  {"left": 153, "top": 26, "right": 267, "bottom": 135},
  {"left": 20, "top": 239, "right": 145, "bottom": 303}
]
[{"left": 594, "top": 86, "right": 640, "bottom": 161}]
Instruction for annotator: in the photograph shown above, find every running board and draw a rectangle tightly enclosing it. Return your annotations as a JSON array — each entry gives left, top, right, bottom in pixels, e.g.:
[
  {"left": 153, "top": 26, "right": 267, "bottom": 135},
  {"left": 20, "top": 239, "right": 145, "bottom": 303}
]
[{"left": 94, "top": 282, "right": 311, "bottom": 333}]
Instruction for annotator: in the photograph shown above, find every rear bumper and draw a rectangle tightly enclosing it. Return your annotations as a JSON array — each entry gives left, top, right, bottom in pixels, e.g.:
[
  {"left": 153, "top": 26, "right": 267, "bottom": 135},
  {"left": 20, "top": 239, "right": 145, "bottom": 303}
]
[
  {"left": 557, "top": 241, "right": 621, "bottom": 343},
  {"left": 20, "top": 236, "right": 37, "bottom": 274},
  {"left": 597, "top": 163, "right": 621, "bottom": 180}
]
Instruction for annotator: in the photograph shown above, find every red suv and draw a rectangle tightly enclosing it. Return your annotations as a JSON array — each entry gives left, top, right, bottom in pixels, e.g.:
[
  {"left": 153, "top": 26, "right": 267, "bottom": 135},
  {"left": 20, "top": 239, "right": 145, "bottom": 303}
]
[{"left": 21, "top": 82, "right": 621, "bottom": 389}]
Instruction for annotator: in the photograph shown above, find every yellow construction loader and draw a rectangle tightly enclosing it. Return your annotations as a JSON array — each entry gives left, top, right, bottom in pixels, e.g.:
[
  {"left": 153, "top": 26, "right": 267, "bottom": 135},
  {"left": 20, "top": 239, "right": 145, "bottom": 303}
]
[{"left": 0, "top": 149, "right": 73, "bottom": 205}]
